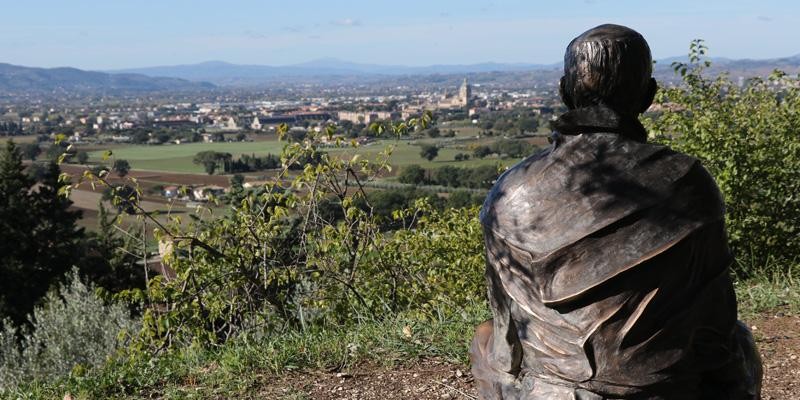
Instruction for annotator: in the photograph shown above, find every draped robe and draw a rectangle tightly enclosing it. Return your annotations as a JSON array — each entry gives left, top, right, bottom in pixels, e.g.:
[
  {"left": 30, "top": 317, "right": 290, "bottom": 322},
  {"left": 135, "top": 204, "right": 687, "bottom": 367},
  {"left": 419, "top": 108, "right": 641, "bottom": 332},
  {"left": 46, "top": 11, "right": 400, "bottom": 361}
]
[{"left": 471, "top": 107, "right": 761, "bottom": 399}]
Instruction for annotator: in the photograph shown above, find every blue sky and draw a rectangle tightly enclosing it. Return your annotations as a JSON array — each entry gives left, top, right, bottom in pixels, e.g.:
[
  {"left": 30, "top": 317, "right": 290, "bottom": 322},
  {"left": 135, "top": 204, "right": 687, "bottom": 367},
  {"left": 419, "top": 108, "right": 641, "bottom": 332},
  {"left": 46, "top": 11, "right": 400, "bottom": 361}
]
[{"left": 0, "top": 0, "right": 797, "bottom": 70}]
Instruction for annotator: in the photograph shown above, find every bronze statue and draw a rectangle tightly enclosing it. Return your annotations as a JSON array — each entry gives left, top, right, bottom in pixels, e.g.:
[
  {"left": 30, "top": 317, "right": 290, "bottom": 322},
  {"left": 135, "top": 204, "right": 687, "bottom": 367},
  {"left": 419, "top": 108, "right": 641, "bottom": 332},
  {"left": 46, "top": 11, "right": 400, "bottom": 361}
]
[{"left": 470, "top": 24, "right": 762, "bottom": 399}]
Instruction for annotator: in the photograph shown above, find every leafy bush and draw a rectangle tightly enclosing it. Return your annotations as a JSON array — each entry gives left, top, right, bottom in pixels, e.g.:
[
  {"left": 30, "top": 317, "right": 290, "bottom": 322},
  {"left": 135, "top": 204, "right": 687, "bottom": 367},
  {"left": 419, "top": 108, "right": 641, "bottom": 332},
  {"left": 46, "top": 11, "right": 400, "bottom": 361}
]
[
  {"left": 473, "top": 145, "right": 492, "bottom": 158},
  {"left": 419, "top": 144, "right": 439, "bottom": 161},
  {"left": 446, "top": 190, "right": 485, "bottom": 208},
  {"left": 0, "top": 269, "right": 139, "bottom": 390},
  {"left": 397, "top": 164, "right": 426, "bottom": 185},
  {"left": 367, "top": 203, "right": 485, "bottom": 314},
  {"left": 643, "top": 40, "right": 800, "bottom": 273},
  {"left": 362, "top": 187, "right": 443, "bottom": 223}
]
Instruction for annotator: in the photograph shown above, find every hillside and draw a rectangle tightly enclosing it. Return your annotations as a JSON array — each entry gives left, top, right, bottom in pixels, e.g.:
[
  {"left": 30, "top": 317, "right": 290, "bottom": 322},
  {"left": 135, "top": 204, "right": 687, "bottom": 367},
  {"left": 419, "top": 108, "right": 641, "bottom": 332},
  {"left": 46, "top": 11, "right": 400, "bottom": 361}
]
[
  {"left": 0, "top": 63, "right": 215, "bottom": 93},
  {"left": 108, "top": 55, "right": 800, "bottom": 87},
  {"left": 109, "top": 59, "right": 556, "bottom": 87}
]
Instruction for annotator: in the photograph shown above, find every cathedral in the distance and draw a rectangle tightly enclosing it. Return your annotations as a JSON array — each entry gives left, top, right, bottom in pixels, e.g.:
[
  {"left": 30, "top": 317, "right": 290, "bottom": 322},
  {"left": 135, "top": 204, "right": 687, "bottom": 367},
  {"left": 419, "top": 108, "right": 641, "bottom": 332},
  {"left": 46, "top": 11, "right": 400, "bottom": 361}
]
[
  {"left": 437, "top": 78, "right": 472, "bottom": 109},
  {"left": 458, "top": 78, "right": 471, "bottom": 107}
]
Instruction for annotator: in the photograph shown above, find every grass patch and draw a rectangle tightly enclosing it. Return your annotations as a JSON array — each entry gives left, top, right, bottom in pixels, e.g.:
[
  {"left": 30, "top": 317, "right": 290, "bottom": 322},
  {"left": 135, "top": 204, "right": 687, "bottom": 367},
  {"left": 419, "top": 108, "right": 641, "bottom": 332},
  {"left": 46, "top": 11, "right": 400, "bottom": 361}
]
[
  {"left": 735, "top": 274, "right": 800, "bottom": 320},
  {"left": 8, "top": 303, "right": 490, "bottom": 399},
  {"left": 733, "top": 259, "right": 800, "bottom": 319},
  {"left": 87, "top": 142, "right": 288, "bottom": 173},
  {"left": 328, "top": 140, "right": 520, "bottom": 169}
]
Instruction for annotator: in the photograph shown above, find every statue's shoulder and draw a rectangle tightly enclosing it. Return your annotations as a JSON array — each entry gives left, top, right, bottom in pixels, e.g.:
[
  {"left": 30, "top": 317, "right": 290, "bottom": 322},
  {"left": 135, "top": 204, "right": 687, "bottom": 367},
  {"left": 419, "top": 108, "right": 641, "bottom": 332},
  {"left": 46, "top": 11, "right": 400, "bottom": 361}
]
[
  {"left": 479, "top": 133, "right": 719, "bottom": 253},
  {"left": 479, "top": 143, "right": 553, "bottom": 220}
]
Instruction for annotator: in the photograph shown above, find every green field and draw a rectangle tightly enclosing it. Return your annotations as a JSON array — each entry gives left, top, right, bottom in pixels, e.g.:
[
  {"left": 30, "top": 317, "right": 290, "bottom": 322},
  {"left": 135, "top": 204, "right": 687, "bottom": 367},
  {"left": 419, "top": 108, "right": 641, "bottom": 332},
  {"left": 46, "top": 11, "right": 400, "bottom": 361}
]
[
  {"left": 329, "top": 140, "right": 521, "bottom": 169},
  {"left": 87, "top": 141, "right": 288, "bottom": 173},
  {"left": 86, "top": 136, "right": 530, "bottom": 174}
]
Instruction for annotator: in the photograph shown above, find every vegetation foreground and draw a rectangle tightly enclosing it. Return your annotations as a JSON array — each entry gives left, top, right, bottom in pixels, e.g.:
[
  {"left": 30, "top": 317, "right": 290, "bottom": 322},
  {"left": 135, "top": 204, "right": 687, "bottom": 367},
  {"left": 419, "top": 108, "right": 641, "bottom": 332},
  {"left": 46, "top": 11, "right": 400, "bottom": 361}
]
[
  {"left": 1, "top": 45, "right": 799, "bottom": 398},
  {"left": 5, "top": 274, "right": 800, "bottom": 399}
]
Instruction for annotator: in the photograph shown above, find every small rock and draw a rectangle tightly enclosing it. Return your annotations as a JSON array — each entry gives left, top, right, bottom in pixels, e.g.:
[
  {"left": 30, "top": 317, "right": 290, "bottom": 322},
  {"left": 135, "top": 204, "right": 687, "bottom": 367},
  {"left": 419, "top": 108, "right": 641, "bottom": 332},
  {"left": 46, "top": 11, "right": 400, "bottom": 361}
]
[
  {"left": 455, "top": 369, "right": 464, "bottom": 378},
  {"left": 403, "top": 325, "right": 413, "bottom": 338}
]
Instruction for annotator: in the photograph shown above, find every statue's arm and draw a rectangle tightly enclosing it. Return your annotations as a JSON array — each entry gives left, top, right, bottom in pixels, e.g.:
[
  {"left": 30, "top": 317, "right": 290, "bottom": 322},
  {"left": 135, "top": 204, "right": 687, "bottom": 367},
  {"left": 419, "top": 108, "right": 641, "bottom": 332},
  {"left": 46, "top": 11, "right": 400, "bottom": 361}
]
[
  {"left": 483, "top": 243, "right": 523, "bottom": 376},
  {"left": 470, "top": 252, "right": 524, "bottom": 400}
]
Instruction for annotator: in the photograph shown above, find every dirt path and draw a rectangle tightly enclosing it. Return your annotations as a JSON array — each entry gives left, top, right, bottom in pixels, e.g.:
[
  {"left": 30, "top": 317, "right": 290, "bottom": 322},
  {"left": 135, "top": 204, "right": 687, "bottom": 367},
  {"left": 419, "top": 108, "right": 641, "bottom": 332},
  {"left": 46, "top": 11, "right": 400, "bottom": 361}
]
[
  {"left": 260, "top": 359, "right": 476, "bottom": 400},
  {"left": 752, "top": 312, "right": 800, "bottom": 399},
  {"left": 262, "top": 312, "right": 798, "bottom": 400}
]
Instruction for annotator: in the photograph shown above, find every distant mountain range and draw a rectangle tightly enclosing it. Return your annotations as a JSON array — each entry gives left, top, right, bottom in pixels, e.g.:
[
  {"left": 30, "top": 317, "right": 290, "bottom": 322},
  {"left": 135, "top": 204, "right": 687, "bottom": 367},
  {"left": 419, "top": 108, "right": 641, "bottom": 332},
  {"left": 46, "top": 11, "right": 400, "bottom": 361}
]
[
  {"left": 107, "top": 55, "right": 800, "bottom": 87},
  {"left": 2, "top": 53, "right": 800, "bottom": 94},
  {"left": 108, "top": 58, "right": 559, "bottom": 86},
  {"left": 653, "top": 54, "right": 800, "bottom": 76},
  {"left": 0, "top": 63, "right": 214, "bottom": 93}
]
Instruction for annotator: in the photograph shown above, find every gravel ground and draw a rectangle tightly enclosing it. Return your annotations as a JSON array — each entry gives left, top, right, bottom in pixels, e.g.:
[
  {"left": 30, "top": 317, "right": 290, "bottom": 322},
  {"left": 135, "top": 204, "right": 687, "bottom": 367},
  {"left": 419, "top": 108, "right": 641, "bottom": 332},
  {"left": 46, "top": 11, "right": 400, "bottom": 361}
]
[{"left": 259, "top": 311, "right": 798, "bottom": 400}]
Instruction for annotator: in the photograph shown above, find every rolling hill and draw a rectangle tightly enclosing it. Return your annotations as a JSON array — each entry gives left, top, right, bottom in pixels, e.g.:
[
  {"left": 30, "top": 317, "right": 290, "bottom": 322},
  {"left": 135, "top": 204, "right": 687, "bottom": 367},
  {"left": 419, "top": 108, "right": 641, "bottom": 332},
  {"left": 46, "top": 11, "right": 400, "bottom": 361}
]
[
  {"left": 110, "top": 59, "right": 559, "bottom": 86},
  {"left": 109, "top": 55, "right": 800, "bottom": 87},
  {"left": 0, "top": 63, "right": 215, "bottom": 93}
]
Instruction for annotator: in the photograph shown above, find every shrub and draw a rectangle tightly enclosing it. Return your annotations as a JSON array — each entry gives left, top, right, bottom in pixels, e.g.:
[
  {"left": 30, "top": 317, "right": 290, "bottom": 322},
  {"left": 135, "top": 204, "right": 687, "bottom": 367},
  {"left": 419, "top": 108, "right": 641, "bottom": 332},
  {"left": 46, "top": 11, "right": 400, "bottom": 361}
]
[
  {"left": 111, "top": 159, "right": 130, "bottom": 177},
  {"left": 643, "top": 41, "right": 800, "bottom": 273},
  {"left": 352, "top": 203, "right": 486, "bottom": 317},
  {"left": 419, "top": 144, "right": 439, "bottom": 161},
  {"left": 0, "top": 269, "right": 139, "bottom": 390},
  {"left": 473, "top": 145, "right": 492, "bottom": 158},
  {"left": 397, "top": 164, "right": 426, "bottom": 185},
  {"left": 447, "top": 190, "right": 484, "bottom": 208},
  {"left": 75, "top": 151, "right": 89, "bottom": 165}
]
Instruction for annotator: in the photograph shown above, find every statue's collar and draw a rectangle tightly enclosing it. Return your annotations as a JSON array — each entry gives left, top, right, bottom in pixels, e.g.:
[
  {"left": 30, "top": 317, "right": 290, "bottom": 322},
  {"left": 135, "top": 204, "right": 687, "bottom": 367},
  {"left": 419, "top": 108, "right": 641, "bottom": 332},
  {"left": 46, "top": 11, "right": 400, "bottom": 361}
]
[{"left": 550, "top": 104, "right": 648, "bottom": 143}]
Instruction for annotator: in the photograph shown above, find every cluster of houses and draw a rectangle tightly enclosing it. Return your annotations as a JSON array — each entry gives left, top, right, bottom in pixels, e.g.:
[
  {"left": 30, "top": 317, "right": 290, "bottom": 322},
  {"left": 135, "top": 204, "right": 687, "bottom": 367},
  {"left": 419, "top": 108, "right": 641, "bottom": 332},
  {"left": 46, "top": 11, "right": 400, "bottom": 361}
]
[
  {"left": 1, "top": 76, "right": 565, "bottom": 144},
  {"left": 162, "top": 185, "right": 227, "bottom": 202}
]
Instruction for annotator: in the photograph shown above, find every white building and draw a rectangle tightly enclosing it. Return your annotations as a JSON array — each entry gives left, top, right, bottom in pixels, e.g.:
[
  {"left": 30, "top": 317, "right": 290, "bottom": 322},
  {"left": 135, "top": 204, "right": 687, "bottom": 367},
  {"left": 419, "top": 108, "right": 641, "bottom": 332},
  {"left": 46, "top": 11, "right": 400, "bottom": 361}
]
[
  {"left": 250, "top": 116, "right": 262, "bottom": 131},
  {"left": 338, "top": 111, "right": 396, "bottom": 124}
]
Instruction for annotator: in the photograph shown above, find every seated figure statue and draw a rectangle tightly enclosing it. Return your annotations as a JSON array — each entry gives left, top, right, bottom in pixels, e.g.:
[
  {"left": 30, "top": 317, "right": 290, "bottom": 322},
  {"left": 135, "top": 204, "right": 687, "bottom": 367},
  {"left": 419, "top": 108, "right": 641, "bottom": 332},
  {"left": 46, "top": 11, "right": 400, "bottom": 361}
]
[{"left": 470, "top": 24, "right": 762, "bottom": 399}]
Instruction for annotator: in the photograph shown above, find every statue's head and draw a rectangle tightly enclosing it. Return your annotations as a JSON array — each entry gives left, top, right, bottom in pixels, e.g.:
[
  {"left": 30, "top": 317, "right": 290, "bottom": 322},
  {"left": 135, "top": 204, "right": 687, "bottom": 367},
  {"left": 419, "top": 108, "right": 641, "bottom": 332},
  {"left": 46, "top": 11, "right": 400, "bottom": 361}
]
[{"left": 560, "top": 24, "right": 657, "bottom": 116}]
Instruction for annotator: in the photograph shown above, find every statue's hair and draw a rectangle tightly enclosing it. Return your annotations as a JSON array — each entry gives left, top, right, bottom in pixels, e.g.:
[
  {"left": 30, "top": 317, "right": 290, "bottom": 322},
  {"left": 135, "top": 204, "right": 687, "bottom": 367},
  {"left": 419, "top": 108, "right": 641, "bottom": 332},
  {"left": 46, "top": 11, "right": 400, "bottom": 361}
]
[{"left": 561, "top": 24, "right": 653, "bottom": 115}]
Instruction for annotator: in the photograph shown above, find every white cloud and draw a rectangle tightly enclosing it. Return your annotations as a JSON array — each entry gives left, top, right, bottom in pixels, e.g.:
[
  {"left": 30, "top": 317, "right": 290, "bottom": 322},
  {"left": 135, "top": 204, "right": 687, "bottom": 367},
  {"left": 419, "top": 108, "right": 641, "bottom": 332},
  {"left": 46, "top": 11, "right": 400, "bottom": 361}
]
[
  {"left": 332, "top": 18, "right": 361, "bottom": 27},
  {"left": 243, "top": 29, "right": 268, "bottom": 39},
  {"left": 282, "top": 25, "right": 304, "bottom": 33}
]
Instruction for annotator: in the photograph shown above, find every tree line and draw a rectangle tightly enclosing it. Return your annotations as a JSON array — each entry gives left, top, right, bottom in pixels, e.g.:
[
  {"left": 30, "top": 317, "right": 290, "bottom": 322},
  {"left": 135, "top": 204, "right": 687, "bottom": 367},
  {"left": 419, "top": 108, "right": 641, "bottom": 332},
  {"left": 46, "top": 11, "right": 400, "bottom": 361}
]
[
  {"left": 193, "top": 151, "right": 280, "bottom": 175},
  {"left": 398, "top": 163, "right": 502, "bottom": 189}
]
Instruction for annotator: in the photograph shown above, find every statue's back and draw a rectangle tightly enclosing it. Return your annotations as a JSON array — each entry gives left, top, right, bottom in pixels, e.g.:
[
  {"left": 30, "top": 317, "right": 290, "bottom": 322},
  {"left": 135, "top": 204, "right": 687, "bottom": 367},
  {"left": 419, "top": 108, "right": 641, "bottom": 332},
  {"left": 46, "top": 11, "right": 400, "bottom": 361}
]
[{"left": 473, "top": 133, "right": 761, "bottom": 399}]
